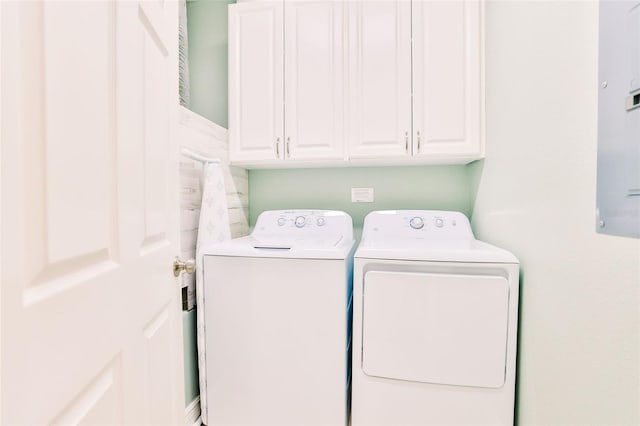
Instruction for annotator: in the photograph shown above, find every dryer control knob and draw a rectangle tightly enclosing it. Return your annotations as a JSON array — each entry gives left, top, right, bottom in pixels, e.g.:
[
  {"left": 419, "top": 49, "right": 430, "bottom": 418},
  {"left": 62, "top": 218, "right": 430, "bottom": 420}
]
[
  {"left": 294, "top": 216, "right": 306, "bottom": 228},
  {"left": 277, "top": 217, "right": 287, "bottom": 226},
  {"left": 435, "top": 218, "right": 444, "bottom": 228},
  {"left": 316, "top": 217, "right": 326, "bottom": 226},
  {"left": 409, "top": 216, "right": 424, "bottom": 230}
]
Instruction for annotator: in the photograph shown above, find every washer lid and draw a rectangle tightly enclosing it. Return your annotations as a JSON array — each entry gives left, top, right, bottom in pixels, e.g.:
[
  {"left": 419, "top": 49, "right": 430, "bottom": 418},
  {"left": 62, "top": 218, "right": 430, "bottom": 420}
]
[{"left": 204, "top": 235, "right": 354, "bottom": 259}]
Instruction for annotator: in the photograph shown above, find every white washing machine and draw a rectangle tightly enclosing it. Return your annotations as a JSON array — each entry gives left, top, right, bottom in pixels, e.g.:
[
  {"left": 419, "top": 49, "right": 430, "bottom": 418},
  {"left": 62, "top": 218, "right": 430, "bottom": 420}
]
[
  {"left": 352, "top": 210, "right": 519, "bottom": 426},
  {"left": 203, "top": 210, "right": 354, "bottom": 426}
]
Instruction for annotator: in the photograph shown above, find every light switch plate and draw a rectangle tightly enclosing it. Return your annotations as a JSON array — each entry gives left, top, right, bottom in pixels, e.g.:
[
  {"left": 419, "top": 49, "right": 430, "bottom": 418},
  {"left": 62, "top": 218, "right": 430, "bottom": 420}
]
[{"left": 352, "top": 187, "right": 374, "bottom": 203}]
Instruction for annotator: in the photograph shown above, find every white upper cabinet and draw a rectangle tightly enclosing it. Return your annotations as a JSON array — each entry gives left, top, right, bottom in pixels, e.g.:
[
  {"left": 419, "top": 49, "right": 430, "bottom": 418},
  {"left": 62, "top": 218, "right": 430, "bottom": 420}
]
[
  {"left": 228, "top": 1, "right": 283, "bottom": 163},
  {"left": 412, "top": 0, "right": 483, "bottom": 161},
  {"left": 346, "top": 0, "right": 412, "bottom": 160},
  {"left": 229, "top": 0, "right": 484, "bottom": 168},
  {"left": 348, "top": 0, "right": 484, "bottom": 164},
  {"left": 284, "top": 1, "right": 345, "bottom": 162},
  {"left": 229, "top": 0, "right": 345, "bottom": 167}
]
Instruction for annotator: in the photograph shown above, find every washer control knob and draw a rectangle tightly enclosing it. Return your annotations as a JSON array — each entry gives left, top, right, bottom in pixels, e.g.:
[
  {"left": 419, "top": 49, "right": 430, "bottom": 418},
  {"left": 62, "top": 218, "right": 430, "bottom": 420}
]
[
  {"left": 435, "top": 218, "right": 444, "bottom": 228},
  {"left": 294, "top": 216, "right": 306, "bottom": 228},
  {"left": 316, "top": 217, "right": 326, "bottom": 227},
  {"left": 409, "top": 216, "right": 424, "bottom": 230},
  {"left": 277, "top": 217, "right": 286, "bottom": 226}
]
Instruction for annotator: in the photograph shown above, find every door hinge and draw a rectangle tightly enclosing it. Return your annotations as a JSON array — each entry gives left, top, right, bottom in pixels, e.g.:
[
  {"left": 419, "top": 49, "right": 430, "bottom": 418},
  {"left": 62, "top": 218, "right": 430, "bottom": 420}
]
[{"left": 181, "top": 285, "right": 196, "bottom": 312}]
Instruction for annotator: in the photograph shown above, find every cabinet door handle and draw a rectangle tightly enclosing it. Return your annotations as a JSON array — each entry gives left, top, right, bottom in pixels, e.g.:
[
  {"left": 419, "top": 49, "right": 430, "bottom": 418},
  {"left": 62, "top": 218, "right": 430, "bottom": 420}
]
[
  {"left": 416, "top": 131, "right": 421, "bottom": 153},
  {"left": 286, "top": 137, "right": 291, "bottom": 158},
  {"left": 405, "top": 131, "right": 409, "bottom": 153},
  {"left": 276, "top": 137, "right": 280, "bottom": 157}
]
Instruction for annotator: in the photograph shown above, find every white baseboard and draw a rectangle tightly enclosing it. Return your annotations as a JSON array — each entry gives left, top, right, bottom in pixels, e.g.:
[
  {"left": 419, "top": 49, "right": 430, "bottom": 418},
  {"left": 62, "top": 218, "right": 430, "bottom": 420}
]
[{"left": 185, "top": 396, "right": 202, "bottom": 426}]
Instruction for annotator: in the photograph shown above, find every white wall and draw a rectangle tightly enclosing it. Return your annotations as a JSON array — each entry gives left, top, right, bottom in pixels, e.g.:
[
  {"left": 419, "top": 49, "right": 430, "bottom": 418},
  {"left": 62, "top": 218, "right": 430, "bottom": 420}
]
[{"left": 471, "top": 1, "right": 640, "bottom": 424}]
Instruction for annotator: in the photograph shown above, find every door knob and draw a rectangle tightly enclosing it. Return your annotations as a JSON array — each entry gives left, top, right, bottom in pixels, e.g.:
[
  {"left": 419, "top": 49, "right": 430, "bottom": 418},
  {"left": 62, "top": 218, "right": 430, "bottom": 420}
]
[{"left": 173, "top": 257, "right": 196, "bottom": 277}]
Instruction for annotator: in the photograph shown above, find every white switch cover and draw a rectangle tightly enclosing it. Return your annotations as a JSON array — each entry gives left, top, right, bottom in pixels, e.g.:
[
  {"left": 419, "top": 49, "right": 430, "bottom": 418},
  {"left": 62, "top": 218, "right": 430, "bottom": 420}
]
[{"left": 352, "top": 187, "right": 374, "bottom": 203}]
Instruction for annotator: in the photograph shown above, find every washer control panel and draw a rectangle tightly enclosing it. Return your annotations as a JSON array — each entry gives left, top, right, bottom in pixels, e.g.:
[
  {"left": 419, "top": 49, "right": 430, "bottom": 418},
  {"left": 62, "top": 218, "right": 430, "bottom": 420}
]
[
  {"left": 409, "top": 216, "right": 424, "bottom": 230},
  {"left": 294, "top": 216, "right": 306, "bottom": 228},
  {"left": 254, "top": 210, "right": 353, "bottom": 239},
  {"left": 362, "top": 210, "right": 474, "bottom": 240}
]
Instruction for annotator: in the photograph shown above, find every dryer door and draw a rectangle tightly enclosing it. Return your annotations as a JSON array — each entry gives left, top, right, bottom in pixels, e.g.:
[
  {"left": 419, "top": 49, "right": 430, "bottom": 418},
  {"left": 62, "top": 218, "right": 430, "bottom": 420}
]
[{"left": 361, "top": 270, "right": 510, "bottom": 388}]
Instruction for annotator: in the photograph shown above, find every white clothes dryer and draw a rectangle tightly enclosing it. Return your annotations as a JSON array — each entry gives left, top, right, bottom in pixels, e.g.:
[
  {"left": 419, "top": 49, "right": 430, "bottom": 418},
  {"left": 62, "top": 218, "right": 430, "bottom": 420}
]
[
  {"left": 352, "top": 210, "right": 519, "bottom": 426},
  {"left": 203, "top": 210, "right": 354, "bottom": 426}
]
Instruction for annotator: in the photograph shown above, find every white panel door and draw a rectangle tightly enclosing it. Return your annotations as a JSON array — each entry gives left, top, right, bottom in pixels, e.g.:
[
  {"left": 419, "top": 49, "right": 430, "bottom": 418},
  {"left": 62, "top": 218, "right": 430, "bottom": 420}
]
[
  {"left": 1, "top": 1, "right": 184, "bottom": 424},
  {"left": 229, "top": 1, "right": 284, "bottom": 163},
  {"left": 347, "top": 0, "right": 412, "bottom": 159},
  {"left": 284, "top": 0, "right": 344, "bottom": 161},
  {"left": 412, "top": 0, "right": 483, "bottom": 159}
]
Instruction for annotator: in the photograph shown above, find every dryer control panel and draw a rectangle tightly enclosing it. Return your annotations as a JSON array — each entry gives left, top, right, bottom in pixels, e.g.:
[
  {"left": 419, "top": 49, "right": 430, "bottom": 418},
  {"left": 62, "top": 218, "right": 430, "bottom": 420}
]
[{"left": 362, "top": 210, "right": 474, "bottom": 241}]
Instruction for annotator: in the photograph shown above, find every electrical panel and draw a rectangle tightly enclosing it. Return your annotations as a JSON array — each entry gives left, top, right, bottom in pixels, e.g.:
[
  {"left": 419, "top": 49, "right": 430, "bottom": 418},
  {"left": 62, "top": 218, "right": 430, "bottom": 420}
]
[{"left": 596, "top": 0, "right": 640, "bottom": 238}]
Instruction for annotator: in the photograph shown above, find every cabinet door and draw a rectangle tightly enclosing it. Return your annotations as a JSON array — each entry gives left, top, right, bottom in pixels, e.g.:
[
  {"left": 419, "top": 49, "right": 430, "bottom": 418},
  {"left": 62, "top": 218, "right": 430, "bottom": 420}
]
[
  {"left": 412, "top": 0, "right": 483, "bottom": 161},
  {"left": 229, "top": 1, "right": 284, "bottom": 163},
  {"left": 347, "top": 0, "right": 412, "bottom": 159},
  {"left": 284, "top": 0, "right": 345, "bottom": 161}
]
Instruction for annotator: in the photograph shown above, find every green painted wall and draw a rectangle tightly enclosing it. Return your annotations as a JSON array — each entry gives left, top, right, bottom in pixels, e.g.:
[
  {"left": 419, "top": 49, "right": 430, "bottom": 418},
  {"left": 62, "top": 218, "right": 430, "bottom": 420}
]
[
  {"left": 187, "top": 0, "right": 236, "bottom": 127},
  {"left": 182, "top": 310, "right": 200, "bottom": 405},
  {"left": 249, "top": 166, "right": 474, "bottom": 231}
]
